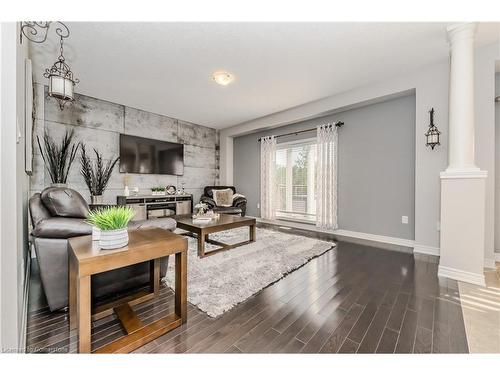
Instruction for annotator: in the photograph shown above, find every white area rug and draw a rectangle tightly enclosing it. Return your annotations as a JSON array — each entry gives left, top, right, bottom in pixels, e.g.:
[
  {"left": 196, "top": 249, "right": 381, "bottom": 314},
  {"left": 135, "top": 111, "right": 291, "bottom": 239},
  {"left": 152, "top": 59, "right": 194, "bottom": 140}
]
[{"left": 163, "top": 227, "right": 335, "bottom": 317}]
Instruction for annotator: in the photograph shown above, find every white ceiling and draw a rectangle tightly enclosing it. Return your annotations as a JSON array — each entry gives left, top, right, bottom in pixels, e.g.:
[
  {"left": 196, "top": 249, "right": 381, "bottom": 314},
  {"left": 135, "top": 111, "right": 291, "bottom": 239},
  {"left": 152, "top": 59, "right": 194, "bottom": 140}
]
[{"left": 29, "top": 22, "right": 500, "bottom": 129}]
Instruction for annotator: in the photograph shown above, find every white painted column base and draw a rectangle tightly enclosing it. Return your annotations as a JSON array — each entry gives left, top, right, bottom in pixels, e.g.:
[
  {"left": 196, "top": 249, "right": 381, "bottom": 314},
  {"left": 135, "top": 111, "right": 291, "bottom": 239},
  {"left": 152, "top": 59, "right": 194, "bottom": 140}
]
[
  {"left": 438, "top": 265, "right": 486, "bottom": 286},
  {"left": 438, "top": 170, "right": 487, "bottom": 286},
  {"left": 484, "top": 258, "right": 497, "bottom": 269}
]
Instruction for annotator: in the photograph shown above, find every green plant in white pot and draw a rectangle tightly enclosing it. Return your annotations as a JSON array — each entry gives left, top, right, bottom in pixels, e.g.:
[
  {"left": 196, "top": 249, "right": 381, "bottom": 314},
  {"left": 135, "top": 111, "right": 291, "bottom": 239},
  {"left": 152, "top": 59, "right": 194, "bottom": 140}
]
[{"left": 86, "top": 206, "right": 134, "bottom": 250}]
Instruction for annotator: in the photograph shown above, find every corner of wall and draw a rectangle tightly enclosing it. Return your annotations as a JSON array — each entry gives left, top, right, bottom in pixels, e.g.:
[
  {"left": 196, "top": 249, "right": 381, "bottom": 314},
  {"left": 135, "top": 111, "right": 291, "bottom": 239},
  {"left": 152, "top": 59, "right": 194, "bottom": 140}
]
[
  {"left": 219, "top": 133, "right": 233, "bottom": 185},
  {"left": 413, "top": 243, "right": 440, "bottom": 257}
]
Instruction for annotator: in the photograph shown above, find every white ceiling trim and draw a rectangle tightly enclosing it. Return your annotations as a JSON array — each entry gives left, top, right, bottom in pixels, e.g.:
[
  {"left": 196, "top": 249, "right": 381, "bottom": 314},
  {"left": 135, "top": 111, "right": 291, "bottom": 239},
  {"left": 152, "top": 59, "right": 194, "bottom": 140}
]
[{"left": 28, "top": 22, "right": 500, "bottom": 129}]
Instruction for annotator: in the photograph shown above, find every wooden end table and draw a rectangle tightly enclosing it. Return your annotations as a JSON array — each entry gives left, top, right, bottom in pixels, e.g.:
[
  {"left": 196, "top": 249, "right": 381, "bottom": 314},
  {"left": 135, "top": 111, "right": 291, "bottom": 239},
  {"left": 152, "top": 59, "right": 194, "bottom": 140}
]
[
  {"left": 68, "top": 228, "right": 187, "bottom": 354},
  {"left": 175, "top": 214, "right": 256, "bottom": 258}
]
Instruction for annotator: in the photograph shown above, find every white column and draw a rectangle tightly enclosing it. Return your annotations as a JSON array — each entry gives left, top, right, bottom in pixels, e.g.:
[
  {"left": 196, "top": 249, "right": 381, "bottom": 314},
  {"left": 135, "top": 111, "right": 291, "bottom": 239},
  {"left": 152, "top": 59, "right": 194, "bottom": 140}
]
[
  {"left": 446, "top": 23, "right": 479, "bottom": 172},
  {"left": 438, "top": 23, "right": 487, "bottom": 286}
]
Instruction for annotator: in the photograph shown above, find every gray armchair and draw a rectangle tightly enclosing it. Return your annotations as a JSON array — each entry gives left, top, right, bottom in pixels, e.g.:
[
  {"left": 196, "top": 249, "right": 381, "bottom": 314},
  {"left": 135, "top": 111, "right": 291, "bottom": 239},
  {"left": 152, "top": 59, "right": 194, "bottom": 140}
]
[
  {"left": 199, "top": 186, "right": 247, "bottom": 216},
  {"left": 29, "top": 187, "right": 177, "bottom": 311}
]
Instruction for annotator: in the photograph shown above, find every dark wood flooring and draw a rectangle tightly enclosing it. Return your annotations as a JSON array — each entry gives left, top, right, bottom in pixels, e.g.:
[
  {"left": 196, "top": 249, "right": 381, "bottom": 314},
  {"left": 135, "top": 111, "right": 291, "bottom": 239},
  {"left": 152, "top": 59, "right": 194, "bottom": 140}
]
[{"left": 26, "top": 226, "right": 469, "bottom": 354}]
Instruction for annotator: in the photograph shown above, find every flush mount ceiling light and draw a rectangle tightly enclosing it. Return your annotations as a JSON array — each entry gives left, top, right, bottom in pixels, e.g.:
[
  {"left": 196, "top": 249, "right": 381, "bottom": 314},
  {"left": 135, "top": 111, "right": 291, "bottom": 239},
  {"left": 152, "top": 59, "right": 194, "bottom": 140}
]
[
  {"left": 21, "top": 22, "right": 79, "bottom": 110},
  {"left": 212, "top": 71, "right": 234, "bottom": 86}
]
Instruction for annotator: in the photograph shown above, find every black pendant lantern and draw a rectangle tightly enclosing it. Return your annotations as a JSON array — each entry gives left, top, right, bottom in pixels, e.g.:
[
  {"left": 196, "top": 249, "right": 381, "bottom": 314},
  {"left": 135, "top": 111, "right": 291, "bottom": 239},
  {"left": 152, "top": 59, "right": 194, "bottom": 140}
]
[
  {"left": 425, "top": 108, "right": 441, "bottom": 150},
  {"left": 21, "top": 22, "right": 79, "bottom": 110},
  {"left": 43, "top": 27, "right": 79, "bottom": 110}
]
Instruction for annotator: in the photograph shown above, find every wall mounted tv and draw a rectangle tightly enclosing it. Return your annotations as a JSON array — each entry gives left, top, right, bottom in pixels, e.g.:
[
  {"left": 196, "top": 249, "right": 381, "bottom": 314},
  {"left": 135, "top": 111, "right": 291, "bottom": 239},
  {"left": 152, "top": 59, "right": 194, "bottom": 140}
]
[{"left": 119, "top": 134, "right": 184, "bottom": 175}]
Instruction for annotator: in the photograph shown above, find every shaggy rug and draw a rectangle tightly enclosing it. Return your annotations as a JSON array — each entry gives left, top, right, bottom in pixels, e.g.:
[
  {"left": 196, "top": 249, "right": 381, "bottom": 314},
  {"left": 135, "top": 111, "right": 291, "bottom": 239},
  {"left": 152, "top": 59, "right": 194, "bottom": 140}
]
[{"left": 163, "top": 226, "right": 335, "bottom": 317}]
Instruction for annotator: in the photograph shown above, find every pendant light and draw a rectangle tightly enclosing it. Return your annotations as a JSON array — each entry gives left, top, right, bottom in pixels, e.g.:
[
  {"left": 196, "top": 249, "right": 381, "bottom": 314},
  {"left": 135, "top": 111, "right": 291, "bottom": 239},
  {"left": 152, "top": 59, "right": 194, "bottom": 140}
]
[{"left": 21, "top": 22, "right": 79, "bottom": 110}]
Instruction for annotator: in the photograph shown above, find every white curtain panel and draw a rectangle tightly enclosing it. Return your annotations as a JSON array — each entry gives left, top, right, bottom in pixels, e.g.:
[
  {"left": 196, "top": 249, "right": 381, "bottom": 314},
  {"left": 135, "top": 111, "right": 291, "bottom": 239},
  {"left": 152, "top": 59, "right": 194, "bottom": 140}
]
[
  {"left": 260, "top": 136, "right": 277, "bottom": 220},
  {"left": 316, "top": 124, "right": 338, "bottom": 230}
]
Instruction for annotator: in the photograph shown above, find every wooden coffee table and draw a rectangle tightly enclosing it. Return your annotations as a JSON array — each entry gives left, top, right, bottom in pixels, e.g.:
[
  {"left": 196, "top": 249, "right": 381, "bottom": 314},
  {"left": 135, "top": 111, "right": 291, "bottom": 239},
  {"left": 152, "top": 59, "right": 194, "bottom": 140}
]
[
  {"left": 175, "top": 214, "right": 256, "bottom": 257},
  {"left": 68, "top": 228, "right": 187, "bottom": 353}
]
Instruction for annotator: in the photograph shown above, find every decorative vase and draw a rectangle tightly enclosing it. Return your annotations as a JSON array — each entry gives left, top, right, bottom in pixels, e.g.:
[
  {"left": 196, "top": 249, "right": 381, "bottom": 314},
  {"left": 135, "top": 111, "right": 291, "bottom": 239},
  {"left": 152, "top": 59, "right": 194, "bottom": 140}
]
[
  {"left": 124, "top": 185, "right": 130, "bottom": 197},
  {"left": 99, "top": 228, "right": 129, "bottom": 250},
  {"left": 92, "top": 226, "right": 101, "bottom": 241},
  {"left": 50, "top": 183, "right": 67, "bottom": 188},
  {"left": 91, "top": 195, "right": 103, "bottom": 205}
]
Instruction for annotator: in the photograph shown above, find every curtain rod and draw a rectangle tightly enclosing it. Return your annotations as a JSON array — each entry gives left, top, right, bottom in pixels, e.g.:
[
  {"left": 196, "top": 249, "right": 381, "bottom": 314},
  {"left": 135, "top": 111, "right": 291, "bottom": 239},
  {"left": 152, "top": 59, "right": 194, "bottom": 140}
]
[{"left": 257, "top": 121, "right": 344, "bottom": 142}]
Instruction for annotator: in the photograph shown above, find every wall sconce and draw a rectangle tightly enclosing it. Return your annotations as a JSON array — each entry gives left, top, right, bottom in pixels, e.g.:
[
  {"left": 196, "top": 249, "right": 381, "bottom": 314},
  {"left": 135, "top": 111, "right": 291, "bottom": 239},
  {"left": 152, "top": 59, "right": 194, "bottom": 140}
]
[{"left": 425, "top": 108, "right": 441, "bottom": 150}]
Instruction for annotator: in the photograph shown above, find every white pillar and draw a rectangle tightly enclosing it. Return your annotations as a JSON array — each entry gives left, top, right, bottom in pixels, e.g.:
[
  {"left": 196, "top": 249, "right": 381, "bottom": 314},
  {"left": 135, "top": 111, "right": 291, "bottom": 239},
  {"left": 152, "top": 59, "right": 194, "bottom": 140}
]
[
  {"left": 438, "top": 23, "right": 487, "bottom": 286},
  {"left": 446, "top": 23, "right": 479, "bottom": 172}
]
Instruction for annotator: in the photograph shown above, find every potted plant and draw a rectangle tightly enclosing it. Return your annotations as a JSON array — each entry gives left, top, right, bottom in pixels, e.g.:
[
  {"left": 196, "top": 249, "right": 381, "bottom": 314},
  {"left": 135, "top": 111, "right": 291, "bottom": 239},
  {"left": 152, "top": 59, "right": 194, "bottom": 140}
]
[
  {"left": 86, "top": 206, "right": 135, "bottom": 250},
  {"left": 37, "top": 129, "right": 80, "bottom": 187},
  {"left": 194, "top": 202, "right": 209, "bottom": 216},
  {"left": 151, "top": 187, "right": 166, "bottom": 196},
  {"left": 80, "top": 145, "right": 119, "bottom": 204}
]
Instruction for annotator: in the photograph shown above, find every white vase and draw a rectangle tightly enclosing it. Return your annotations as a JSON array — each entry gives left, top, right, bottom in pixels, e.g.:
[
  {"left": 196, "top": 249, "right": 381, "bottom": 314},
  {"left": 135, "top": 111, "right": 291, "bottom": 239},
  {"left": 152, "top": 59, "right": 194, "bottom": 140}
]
[
  {"left": 124, "top": 186, "right": 130, "bottom": 196},
  {"left": 92, "top": 226, "right": 101, "bottom": 241},
  {"left": 99, "top": 228, "right": 129, "bottom": 250}
]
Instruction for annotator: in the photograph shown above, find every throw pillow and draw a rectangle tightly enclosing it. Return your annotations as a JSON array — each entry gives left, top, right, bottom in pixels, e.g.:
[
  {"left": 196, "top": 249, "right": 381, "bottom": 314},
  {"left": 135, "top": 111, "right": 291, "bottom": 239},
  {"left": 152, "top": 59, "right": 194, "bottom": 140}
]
[
  {"left": 213, "top": 188, "right": 234, "bottom": 207},
  {"left": 41, "top": 187, "right": 90, "bottom": 218}
]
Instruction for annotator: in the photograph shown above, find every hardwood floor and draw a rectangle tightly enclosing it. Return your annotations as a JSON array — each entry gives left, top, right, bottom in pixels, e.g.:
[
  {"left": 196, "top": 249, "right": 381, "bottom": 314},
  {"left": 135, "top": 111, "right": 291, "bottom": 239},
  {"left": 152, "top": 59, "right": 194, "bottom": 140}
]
[{"left": 26, "top": 227, "right": 469, "bottom": 354}]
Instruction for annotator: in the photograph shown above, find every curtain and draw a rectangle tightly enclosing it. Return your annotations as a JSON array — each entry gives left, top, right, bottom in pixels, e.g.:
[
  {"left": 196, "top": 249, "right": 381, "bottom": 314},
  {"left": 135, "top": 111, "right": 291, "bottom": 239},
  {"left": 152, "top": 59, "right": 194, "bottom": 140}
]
[
  {"left": 316, "top": 124, "right": 338, "bottom": 230},
  {"left": 260, "top": 136, "right": 277, "bottom": 220}
]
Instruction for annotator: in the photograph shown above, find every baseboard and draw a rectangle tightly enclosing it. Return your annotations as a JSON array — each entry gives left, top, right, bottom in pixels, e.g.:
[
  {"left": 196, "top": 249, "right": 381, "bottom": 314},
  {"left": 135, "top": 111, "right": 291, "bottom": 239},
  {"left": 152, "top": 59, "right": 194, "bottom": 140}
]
[
  {"left": 332, "top": 229, "right": 414, "bottom": 248},
  {"left": 412, "top": 243, "right": 440, "bottom": 256},
  {"left": 254, "top": 217, "right": 414, "bottom": 251},
  {"left": 438, "top": 265, "right": 486, "bottom": 286},
  {"left": 19, "top": 254, "right": 31, "bottom": 352}
]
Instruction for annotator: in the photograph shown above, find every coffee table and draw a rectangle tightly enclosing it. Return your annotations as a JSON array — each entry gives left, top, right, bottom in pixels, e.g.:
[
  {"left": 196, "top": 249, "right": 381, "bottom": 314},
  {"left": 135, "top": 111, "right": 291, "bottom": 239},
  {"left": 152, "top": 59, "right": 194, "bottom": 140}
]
[
  {"left": 175, "top": 214, "right": 256, "bottom": 257},
  {"left": 68, "top": 228, "right": 187, "bottom": 353}
]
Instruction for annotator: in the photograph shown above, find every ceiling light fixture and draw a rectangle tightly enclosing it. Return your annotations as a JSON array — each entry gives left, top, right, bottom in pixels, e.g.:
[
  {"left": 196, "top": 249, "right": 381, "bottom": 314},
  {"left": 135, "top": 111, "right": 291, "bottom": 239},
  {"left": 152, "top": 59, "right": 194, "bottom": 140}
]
[
  {"left": 212, "top": 71, "right": 234, "bottom": 86},
  {"left": 21, "top": 22, "right": 79, "bottom": 110}
]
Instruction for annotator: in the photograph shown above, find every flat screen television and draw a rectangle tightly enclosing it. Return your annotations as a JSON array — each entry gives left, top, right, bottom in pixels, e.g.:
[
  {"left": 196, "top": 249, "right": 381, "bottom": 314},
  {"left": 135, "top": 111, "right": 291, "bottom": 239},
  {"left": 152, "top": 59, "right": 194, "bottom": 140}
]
[{"left": 119, "top": 134, "right": 184, "bottom": 175}]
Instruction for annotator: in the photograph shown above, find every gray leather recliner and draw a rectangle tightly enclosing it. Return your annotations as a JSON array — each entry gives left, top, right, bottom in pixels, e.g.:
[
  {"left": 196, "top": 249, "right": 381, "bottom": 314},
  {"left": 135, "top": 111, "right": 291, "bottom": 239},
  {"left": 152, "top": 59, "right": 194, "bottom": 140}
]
[
  {"left": 199, "top": 186, "right": 247, "bottom": 216},
  {"left": 29, "top": 187, "right": 177, "bottom": 311}
]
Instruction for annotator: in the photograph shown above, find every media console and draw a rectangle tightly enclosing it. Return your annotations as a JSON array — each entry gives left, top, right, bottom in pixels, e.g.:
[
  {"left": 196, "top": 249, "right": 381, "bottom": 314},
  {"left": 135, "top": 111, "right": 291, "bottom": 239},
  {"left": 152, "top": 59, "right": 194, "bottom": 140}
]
[{"left": 117, "top": 194, "right": 193, "bottom": 221}]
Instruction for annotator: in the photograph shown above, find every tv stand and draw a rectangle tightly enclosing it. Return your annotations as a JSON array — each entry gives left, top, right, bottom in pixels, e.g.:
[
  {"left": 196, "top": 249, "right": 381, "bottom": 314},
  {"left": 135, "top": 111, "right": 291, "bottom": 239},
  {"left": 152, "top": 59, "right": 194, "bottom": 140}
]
[{"left": 117, "top": 194, "right": 193, "bottom": 221}]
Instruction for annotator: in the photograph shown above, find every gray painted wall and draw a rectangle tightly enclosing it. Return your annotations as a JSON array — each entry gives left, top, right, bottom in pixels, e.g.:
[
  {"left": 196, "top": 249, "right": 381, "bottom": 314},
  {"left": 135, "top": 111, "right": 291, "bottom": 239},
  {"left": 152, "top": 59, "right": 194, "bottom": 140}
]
[
  {"left": 31, "top": 85, "right": 219, "bottom": 205},
  {"left": 234, "top": 94, "right": 416, "bottom": 240},
  {"left": 495, "top": 72, "right": 500, "bottom": 252}
]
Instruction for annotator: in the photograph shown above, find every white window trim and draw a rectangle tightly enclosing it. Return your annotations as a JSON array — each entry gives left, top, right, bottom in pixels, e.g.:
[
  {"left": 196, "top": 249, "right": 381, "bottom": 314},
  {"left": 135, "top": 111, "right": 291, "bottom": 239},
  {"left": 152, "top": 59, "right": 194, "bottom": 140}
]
[
  {"left": 276, "top": 136, "right": 317, "bottom": 149},
  {"left": 275, "top": 137, "right": 317, "bottom": 224}
]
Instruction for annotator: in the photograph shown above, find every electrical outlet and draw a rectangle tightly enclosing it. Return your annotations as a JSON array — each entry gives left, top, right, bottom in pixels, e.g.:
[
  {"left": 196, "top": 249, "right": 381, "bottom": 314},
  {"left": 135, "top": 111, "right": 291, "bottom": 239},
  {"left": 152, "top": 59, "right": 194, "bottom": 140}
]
[
  {"left": 402, "top": 216, "right": 408, "bottom": 224},
  {"left": 257, "top": 203, "right": 260, "bottom": 209}
]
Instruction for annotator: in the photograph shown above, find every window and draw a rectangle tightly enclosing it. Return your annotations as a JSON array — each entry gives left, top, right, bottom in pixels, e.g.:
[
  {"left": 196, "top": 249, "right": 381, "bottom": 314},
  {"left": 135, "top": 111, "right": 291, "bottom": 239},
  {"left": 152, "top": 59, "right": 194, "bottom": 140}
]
[{"left": 275, "top": 139, "right": 317, "bottom": 223}]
